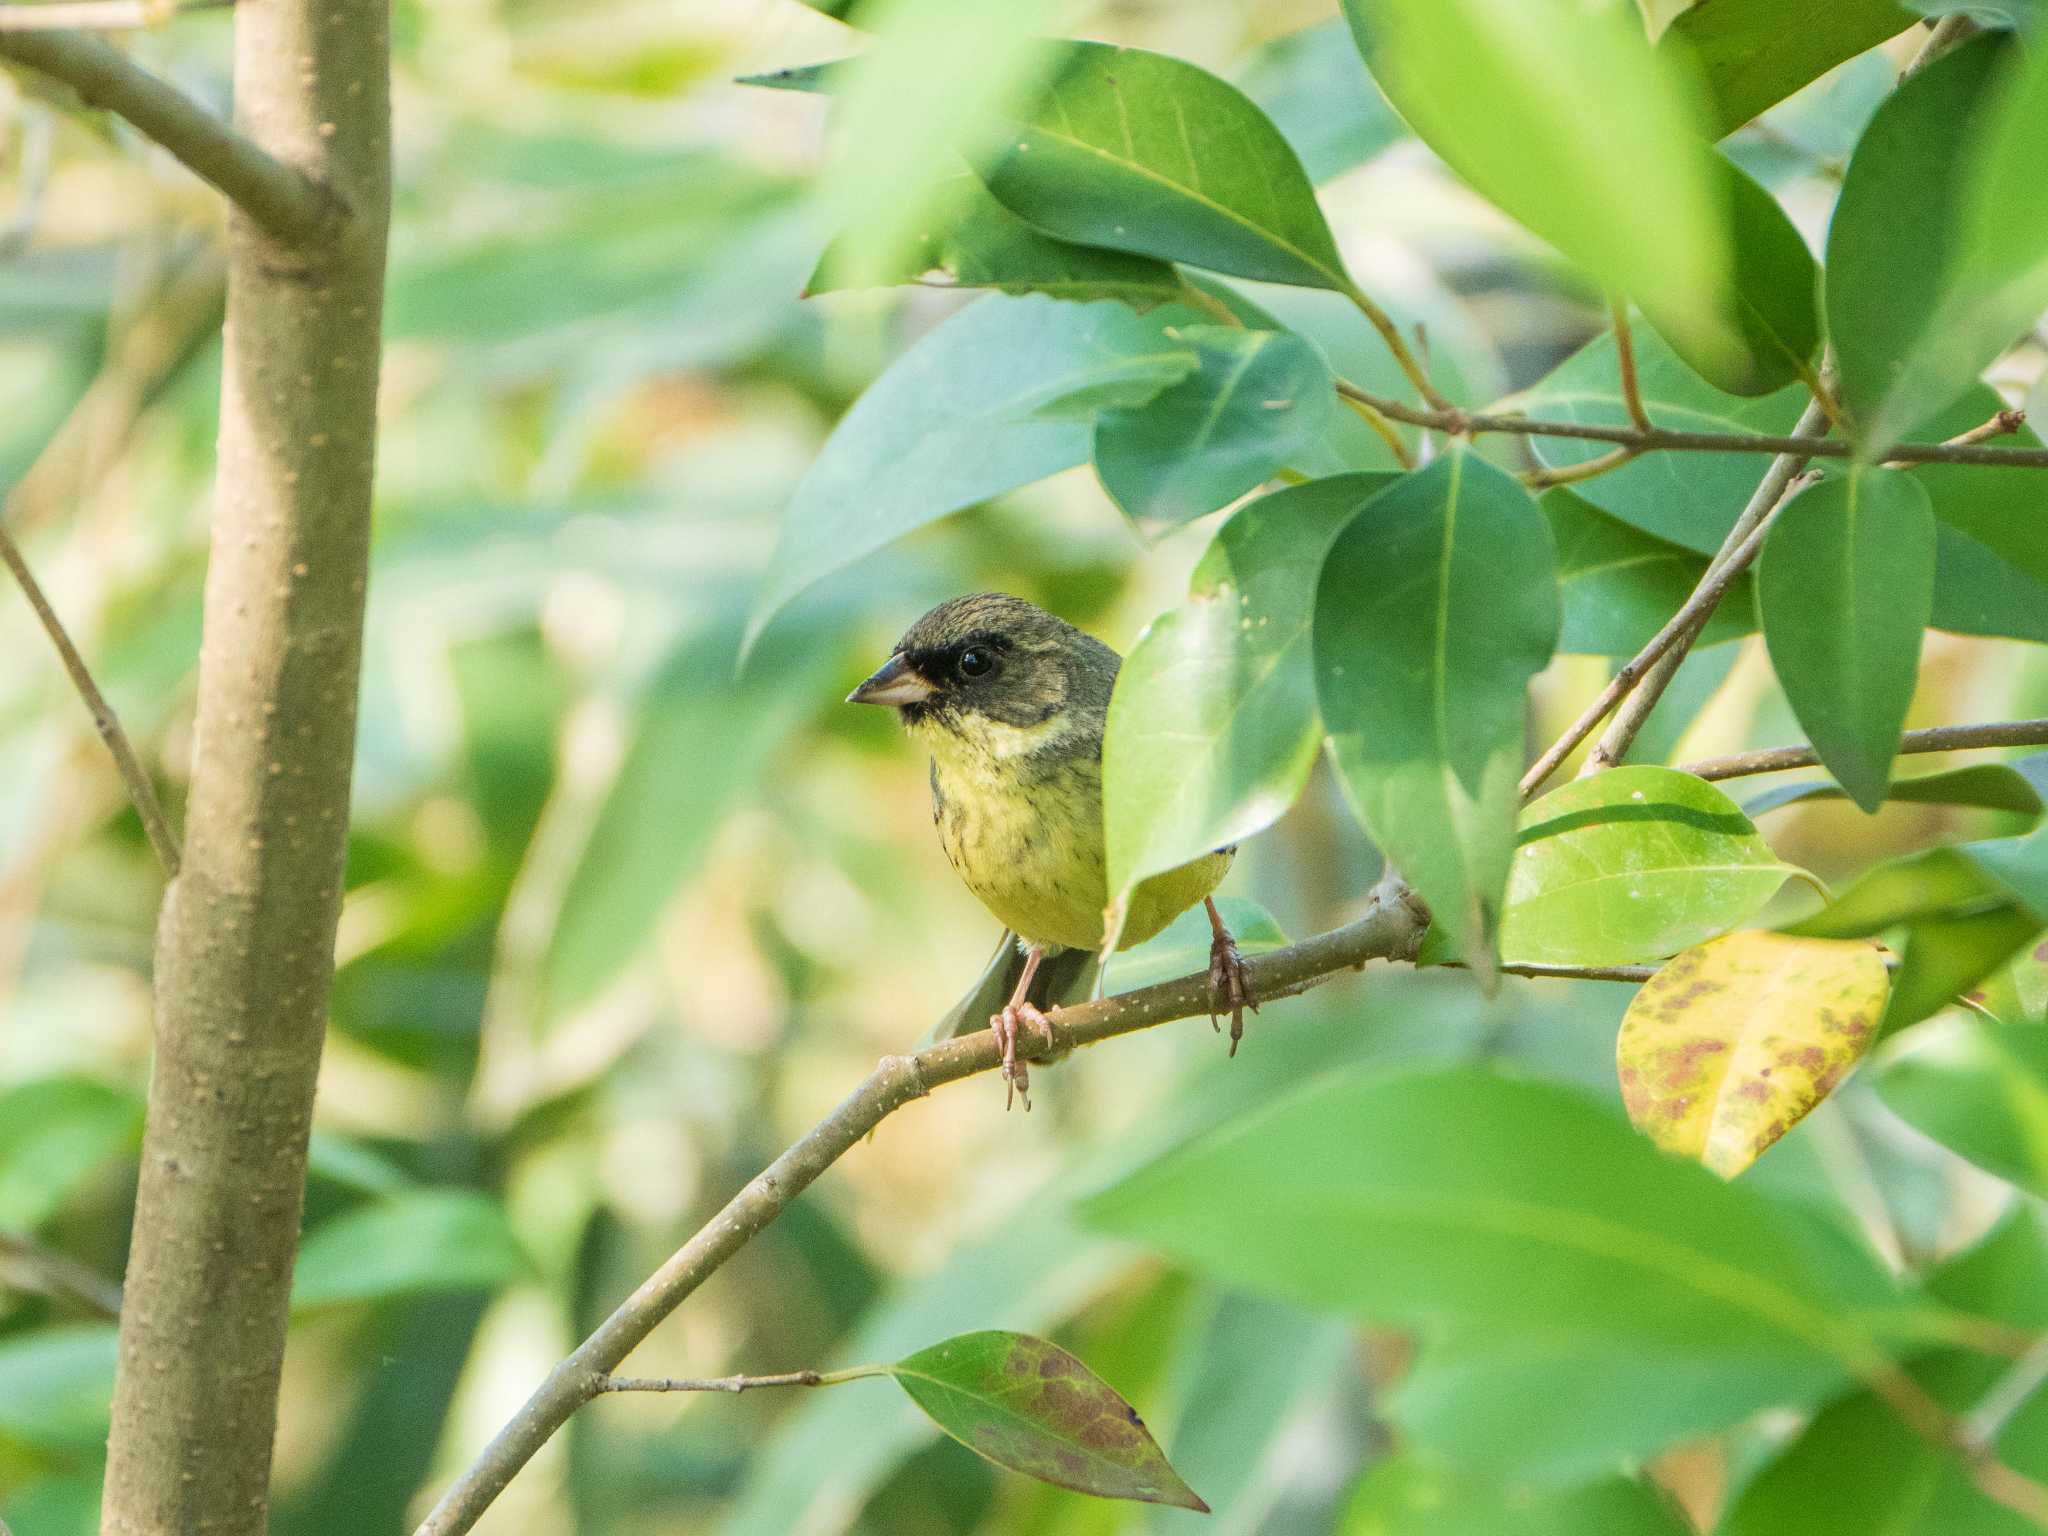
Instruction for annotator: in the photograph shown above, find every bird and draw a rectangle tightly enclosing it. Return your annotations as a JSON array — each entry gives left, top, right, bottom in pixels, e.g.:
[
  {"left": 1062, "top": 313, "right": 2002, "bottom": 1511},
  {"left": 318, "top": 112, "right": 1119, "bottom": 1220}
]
[{"left": 847, "top": 593, "right": 1253, "bottom": 1108}]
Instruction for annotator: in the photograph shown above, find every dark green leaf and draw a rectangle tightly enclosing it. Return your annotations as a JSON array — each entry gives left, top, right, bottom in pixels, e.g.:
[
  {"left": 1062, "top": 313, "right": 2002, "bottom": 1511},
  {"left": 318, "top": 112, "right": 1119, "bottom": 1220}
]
[
  {"left": 888, "top": 1331, "right": 1208, "bottom": 1511},
  {"left": 1651, "top": 0, "right": 1918, "bottom": 138},
  {"left": 1879, "top": 1020, "right": 2048, "bottom": 1194},
  {"left": 1545, "top": 489, "right": 1756, "bottom": 654},
  {"left": 1826, "top": 33, "right": 2035, "bottom": 447},
  {"left": 1314, "top": 451, "right": 1559, "bottom": 982},
  {"left": 747, "top": 295, "right": 1195, "bottom": 645},
  {"left": 1881, "top": 905, "right": 2042, "bottom": 1033},
  {"left": 1712, "top": 155, "right": 1823, "bottom": 390},
  {"left": 1093, "top": 327, "right": 1335, "bottom": 531},
  {"left": 1522, "top": 326, "right": 1809, "bottom": 552},
  {"left": 1758, "top": 469, "right": 1935, "bottom": 812},
  {"left": 1104, "top": 474, "right": 1394, "bottom": 900},
  {"left": 1496, "top": 766, "right": 1810, "bottom": 966},
  {"left": 1340, "top": 1453, "right": 1691, "bottom": 1536},
  {"left": 1744, "top": 763, "right": 2046, "bottom": 818},
  {"left": 976, "top": 42, "right": 1351, "bottom": 292},
  {"left": 1785, "top": 847, "right": 2004, "bottom": 939},
  {"left": 1235, "top": 19, "right": 1407, "bottom": 183},
  {"left": 1084, "top": 1062, "right": 1912, "bottom": 1374},
  {"left": 292, "top": 1191, "right": 531, "bottom": 1310},
  {"left": 1915, "top": 386, "right": 2048, "bottom": 643},
  {"left": 0, "top": 1326, "right": 118, "bottom": 1452},
  {"left": 1345, "top": 0, "right": 1793, "bottom": 393}
]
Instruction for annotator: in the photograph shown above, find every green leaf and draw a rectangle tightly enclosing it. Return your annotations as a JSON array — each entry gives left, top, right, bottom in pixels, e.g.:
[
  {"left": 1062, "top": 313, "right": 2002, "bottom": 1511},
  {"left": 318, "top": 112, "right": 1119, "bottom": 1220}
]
[
  {"left": 1878, "top": 1019, "right": 2048, "bottom": 1195},
  {"left": 1083, "top": 1061, "right": 1911, "bottom": 1373},
  {"left": 1545, "top": 489, "right": 1756, "bottom": 654},
  {"left": 1345, "top": 0, "right": 1804, "bottom": 394},
  {"left": 1744, "top": 763, "right": 2047, "bottom": 818},
  {"left": 1758, "top": 469, "right": 1936, "bottom": 813},
  {"left": 747, "top": 294, "right": 1194, "bottom": 645},
  {"left": 1235, "top": 19, "right": 1408, "bottom": 183},
  {"left": 1826, "top": 33, "right": 2043, "bottom": 448},
  {"left": 975, "top": 42, "right": 1352, "bottom": 292},
  {"left": 1496, "top": 766, "right": 1810, "bottom": 967},
  {"left": 292, "top": 1191, "right": 531, "bottom": 1310},
  {"left": 1521, "top": 326, "right": 1809, "bottom": 552},
  {"left": 1884, "top": 905, "right": 2044, "bottom": 1033},
  {"left": 1722, "top": 1208, "right": 2048, "bottom": 1535},
  {"left": 544, "top": 618, "right": 835, "bottom": 1020},
  {"left": 1651, "top": 0, "right": 1918, "bottom": 138},
  {"left": 1314, "top": 451, "right": 1559, "bottom": 983},
  {"left": 1092, "top": 327, "right": 1335, "bottom": 531},
  {"left": 808, "top": 167, "right": 1196, "bottom": 311},
  {"left": 1099, "top": 896, "right": 1287, "bottom": 995},
  {"left": 888, "top": 1331, "right": 1207, "bottom": 1510},
  {"left": 0, "top": 1076, "right": 142, "bottom": 1231},
  {"left": 1340, "top": 1453, "right": 1691, "bottom": 1536},
  {"left": 1916, "top": 386, "right": 2048, "bottom": 642},
  {"left": 1618, "top": 931, "right": 1889, "bottom": 1176},
  {"left": 1104, "top": 474, "right": 1394, "bottom": 900},
  {"left": 0, "top": 1325, "right": 117, "bottom": 1452},
  {"left": 1965, "top": 821, "right": 2048, "bottom": 923}
]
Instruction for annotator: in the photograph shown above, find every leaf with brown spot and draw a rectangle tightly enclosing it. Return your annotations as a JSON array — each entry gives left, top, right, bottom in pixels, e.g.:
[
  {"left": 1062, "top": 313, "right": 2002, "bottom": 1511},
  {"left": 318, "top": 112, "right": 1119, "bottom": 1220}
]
[
  {"left": 1618, "top": 931, "right": 1890, "bottom": 1177},
  {"left": 888, "top": 1331, "right": 1208, "bottom": 1511}
]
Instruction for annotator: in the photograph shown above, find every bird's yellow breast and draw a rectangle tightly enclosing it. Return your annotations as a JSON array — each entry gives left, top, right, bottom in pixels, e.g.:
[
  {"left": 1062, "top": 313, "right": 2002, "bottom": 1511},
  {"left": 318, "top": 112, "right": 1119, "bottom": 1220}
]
[{"left": 922, "top": 711, "right": 1230, "bottom": 952}]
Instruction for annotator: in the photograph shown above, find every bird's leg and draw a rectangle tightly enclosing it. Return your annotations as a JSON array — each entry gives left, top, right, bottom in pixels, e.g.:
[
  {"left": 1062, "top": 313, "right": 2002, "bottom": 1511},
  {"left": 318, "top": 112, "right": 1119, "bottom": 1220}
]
[
  {"left": 990, "top": 944, "right": 1056, "bottom": 1111},
  {"left": 1204, "top": 897, "right": 1258, "bottom": 1057}
]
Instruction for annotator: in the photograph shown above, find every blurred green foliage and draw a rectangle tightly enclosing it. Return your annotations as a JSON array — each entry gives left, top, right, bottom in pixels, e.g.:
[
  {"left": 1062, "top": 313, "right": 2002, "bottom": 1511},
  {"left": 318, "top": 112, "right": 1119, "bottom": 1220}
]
[{"left": 4, "top": 1, "right": 2048, "bottom": 1533}]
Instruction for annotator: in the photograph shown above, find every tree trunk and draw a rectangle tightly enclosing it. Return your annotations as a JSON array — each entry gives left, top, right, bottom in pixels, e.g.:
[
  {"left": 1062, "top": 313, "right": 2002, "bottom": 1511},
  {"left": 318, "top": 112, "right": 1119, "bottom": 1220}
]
[{"left": 98, "top": 1, "right": 390, "bottom": 1530}]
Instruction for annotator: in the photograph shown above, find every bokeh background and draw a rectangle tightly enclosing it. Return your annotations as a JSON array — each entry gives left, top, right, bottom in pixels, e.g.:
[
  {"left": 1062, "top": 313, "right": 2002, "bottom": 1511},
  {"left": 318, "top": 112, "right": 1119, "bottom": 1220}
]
[{"left": 3, "top": 3, "right": 2046, "bottom": 1532}]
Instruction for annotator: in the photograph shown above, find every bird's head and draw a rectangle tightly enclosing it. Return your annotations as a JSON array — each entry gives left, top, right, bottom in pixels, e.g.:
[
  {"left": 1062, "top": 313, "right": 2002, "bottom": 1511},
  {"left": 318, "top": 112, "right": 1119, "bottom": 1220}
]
[{"left": 846, "top": 593, "right": 1119, "bottom": 752}]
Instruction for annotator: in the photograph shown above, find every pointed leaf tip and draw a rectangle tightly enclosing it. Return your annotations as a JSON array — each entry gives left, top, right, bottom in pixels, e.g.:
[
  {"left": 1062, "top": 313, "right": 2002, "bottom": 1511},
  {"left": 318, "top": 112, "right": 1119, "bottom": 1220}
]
[{"left": 890, "top": 1330, "right": 1208, "bottom": 1511}]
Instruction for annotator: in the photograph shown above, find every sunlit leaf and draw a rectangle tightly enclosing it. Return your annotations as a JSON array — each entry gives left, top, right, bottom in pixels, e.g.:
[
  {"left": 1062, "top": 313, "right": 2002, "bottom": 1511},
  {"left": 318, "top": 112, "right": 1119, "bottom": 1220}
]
[
  {"left": 1758, "top": 469, "right": 1935, "bottom": 813},
  {"left": 1618, "top": 931, "right": 1889, "bottom": 1176},
  {"left": 1545, "top": 489, "right": 1756, "bottom": 655},
  {"left": 1651, "top": 0, "right": 1917, "bottom": 138},
  {"left": 1093, "top": 327, "right": 1335, "bottom": 531},
  {"left": 1103, "top": 474, "right": 1394, "bottom": 901},
  {"left": 888, "top": 1331, "right": 1207, "bottom": 1510},
  {"left": 1496, "top": 767, "right": 1812, "bottom": 966},
  {"left": 747, "top": 295, "right": 1203, "bottom": 645},
  {"left": 1521, "top": 326, "right": 1808, "bottom": 552},
  {"left": 1314, "top": 450, "right": 1559, "bottom": 983},
  {"left": 976, "top": 42, "right": 1353, "bottom": 292},
  {"left": 292, "top": 1191, "right": 531, "bottom": 1310}
]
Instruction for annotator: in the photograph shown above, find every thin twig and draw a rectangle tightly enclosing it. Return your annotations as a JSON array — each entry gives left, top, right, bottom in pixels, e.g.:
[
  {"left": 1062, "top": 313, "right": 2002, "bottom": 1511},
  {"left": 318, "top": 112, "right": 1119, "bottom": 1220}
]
[
  {"left": 1339, "top": 390, "right": 1415, "bottom": 469},
  {"left": 0, "top": 26, "right": 332, "bottom": 244},
  {"left": 0, "top": 0, "right": 226, "bottom": 31},
  {"left": 595, "top": 1366, "right": 880, "bottom": 1394},
  {"left": 1330, "top": 380, "right": 2048, "bottom": 469},
  {"left": 0, "top": 1231, "right": 124, "bottom": 1319},
  {"left": 1886, "top": 407, "right": 2025, "bottom": 467},
  {"left": 1963, "top": 1335, "right": 2048, "bottom": 1458},
  {"left": 1577, "top": 398, "right": 1833, "bottom": 777},
  {"left": 413, "top": 892, "right": 1431, "bottom": 1536},
  {"left": 1342, "top": 284, "right": 1455, "bottom": 413},
  {"left": 1444, "top": 958, "right": 1658, "bottom": 983},
  {"left": 0, "top": 515, "right": 179, "bottom": 874},
  {"left": 1612, "top": 300, "right": 1652, "bottom": 433},
  {"left": 1523, "top": 444, "right": 1637, "bottom": 490},
  {"left": 1680, "top": 719, "right": 2048, "bottom": 783}
]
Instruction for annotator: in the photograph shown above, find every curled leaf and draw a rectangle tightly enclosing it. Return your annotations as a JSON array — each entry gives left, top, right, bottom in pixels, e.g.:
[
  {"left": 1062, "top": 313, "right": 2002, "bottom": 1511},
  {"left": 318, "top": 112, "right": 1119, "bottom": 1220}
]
[{"left": 1619, "top": 931, "right": 1890, "bottom": 1176}]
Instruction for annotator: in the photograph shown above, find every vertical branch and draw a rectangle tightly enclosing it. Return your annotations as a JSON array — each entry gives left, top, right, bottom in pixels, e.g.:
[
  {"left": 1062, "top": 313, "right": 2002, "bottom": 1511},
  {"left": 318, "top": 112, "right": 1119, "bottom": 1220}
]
[{"left": 96, "top": 2, "right": 390, "bottom": 1533}]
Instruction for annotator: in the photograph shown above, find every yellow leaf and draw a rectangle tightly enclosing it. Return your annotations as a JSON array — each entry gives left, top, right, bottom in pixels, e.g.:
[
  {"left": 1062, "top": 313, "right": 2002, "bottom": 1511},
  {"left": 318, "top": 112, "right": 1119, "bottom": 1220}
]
[{"left": 1617, "top": 930, "right": 1889, "bottom": 1177}]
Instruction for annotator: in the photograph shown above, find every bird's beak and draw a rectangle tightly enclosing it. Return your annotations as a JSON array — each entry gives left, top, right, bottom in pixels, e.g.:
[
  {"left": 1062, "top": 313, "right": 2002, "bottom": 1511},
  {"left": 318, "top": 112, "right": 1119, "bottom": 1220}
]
[{"left": 846, "top": 653, "right": 936, "bottom": 707}]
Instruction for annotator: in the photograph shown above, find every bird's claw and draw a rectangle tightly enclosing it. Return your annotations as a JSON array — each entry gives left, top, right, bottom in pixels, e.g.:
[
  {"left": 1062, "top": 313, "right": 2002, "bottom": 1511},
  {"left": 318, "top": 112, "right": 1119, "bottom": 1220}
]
[
  {"left": 1207, "top": 931, "right": 1256, "bottom": 1057},
  {"left": 990, "top": 1002, "right": 1056, "bottom": 1111}
]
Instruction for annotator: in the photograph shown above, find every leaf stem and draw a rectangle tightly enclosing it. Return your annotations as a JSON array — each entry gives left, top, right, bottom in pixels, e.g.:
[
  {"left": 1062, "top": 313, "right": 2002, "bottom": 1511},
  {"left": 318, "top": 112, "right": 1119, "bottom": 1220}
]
[
  {"left": 1338, "top": 391, "right": 1415, "bottom": 468},
  {"left": 1679, "top": 719, "right": 2048, "bottom": 783},
  {"left": 1521, "top": 444, "right": 1637, "bottom": 490},
  {"left": 1341, "top": 282, "right": 1455, "bottom": 413},
  {"left": 1611, "top": 300, "right": 1652, "bottom": 434},
  {"left": 0, "top": 512, "right": 180, "bottom": 875}
]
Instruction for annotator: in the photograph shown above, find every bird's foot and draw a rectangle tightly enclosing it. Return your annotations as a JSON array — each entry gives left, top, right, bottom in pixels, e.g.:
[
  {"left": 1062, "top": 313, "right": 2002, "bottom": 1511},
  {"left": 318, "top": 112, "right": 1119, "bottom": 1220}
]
[
  {"left": 990, "top": 1001, "right": 1056, "bottom": 1111},
  {"left": 1207, "top": 927, "right": 1257, "bottom": 1057}
]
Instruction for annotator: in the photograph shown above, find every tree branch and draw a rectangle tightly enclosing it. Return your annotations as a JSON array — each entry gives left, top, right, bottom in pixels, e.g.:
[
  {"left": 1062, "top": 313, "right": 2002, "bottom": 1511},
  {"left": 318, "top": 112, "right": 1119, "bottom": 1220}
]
[
  {"left": 0, "top": 1230, "right": 124, "bottom": 1320},
  {"left": 1331, "top": 381, "right": 2048, "bottom": 469},
  {"left": 0, "top": 26, "right": 333, "bottom": 244},
  {"left": 413, "top": 893, "right": 1429, "bottom": 1536},
  {"left": 0, "top": 512, "right": 180, "bottom": 875},
  {"left": 1680, "top": 719, "right": 2048, "bottom": 783},
  {"left": 595, "top": 1366, "right": 883, "bottom": 1395}
]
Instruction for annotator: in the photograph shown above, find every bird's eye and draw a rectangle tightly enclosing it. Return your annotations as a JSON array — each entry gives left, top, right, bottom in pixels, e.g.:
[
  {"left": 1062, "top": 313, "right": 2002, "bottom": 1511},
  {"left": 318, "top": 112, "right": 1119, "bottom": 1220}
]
[{"left": 956, "top": 647, "right": 994, "bottom": 679}]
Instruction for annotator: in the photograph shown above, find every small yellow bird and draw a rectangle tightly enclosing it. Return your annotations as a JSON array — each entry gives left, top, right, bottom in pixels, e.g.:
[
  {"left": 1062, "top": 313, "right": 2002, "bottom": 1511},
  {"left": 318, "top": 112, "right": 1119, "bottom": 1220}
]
[{"left": 848, "top": 593, "right": 1252, "bottom": 1107}]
